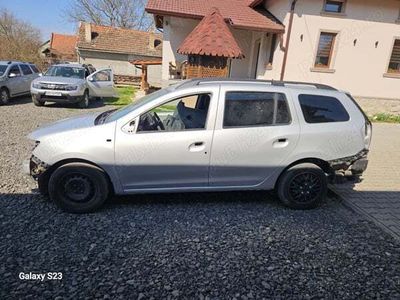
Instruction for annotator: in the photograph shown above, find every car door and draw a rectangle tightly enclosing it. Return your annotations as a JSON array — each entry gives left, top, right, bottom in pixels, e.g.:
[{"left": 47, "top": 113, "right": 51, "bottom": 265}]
[
  {"left": 114, "top": 87, "right": 219, "bottom": 192},
  {"left": 6, "top": 64, "right": 24, "bottom": 96},
  {"left": 19, "top": 64, "right": 35, "bottom": 93},
  {"left": 86, "top": 69, "right": 117, "bottom": 97},
  {"left": 209, "top": 85, "right": 300, "bottom": 188}
]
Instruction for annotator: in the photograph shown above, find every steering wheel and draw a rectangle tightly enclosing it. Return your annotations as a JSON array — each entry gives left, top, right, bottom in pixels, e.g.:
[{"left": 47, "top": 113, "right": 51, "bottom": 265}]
[{"left": 152, "top": 112, "right": 165, "bottom": 131}]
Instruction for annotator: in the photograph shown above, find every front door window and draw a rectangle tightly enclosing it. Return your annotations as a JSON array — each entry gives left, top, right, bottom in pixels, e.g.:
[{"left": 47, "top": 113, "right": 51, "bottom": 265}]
[{"left": 138, "top": 94, "right": 211, "bottom": 132}]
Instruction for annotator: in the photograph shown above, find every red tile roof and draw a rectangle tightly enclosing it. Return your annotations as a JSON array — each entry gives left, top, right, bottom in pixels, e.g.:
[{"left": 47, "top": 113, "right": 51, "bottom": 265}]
[
  {"left": 50, "top": 33, "right": 78, "bottom": 58},
  {"left": 77, "top": 23, "right": 162, "bottom": 57},
  {"left": 177, "top": 8, "right": 244, "bottom": 58},
  {"left": 146, "top": 0, "right": 284, "bottom": 32}
]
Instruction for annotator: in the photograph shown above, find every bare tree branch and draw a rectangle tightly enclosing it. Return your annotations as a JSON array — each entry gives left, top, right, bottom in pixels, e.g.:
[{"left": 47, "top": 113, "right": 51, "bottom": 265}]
[
  {"left": 65, "top": 0, "right": 154, "bottom": 31},
  {"left": 0, "top": 9, "right": 42, "bottom": 65}
]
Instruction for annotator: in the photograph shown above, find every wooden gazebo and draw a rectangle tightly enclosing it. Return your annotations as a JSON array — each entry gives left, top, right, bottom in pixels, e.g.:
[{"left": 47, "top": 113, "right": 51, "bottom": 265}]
[
  {"left": 177, "top": 8, "right": 244, "bottom": 79},
  {"left": 130, "top": 58, "right": 162, "bottom": 93}
]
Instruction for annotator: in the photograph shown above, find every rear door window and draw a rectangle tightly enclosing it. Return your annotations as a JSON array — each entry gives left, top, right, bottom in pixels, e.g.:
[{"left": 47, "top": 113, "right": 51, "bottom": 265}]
[
  {"left": 20, "top": 64, "right": 33, "bottom": 75},
  {"left": 298, "top": 94, "right": 349, "bottom": 123},
  {"left": 224, "top": 91, "right": 291, "bottom": 128},
  {"left": 9, "top": 65, "right": 21, "bottom": 77}
]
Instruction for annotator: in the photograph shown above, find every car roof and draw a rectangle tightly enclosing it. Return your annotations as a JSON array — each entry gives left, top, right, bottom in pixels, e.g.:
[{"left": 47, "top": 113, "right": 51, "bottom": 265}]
[
  {"left": 0, "top": 61, "right": 33, "bottom": 66},
  {"left": 52, "top": 64, "right": 85, "bottom": 68},
  {"left": 173, "top": 78, "right": 341, "bottom": 93}
]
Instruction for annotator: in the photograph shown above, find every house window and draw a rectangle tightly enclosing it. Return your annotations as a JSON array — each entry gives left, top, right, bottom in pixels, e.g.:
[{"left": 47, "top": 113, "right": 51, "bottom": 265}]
[
  {"left": 323, "top": 0, "right": 346, "bottom": 13},
  {"left": 315, "top": 32, "right": 337, "bottom": 69},
  {"left": 388, "top": 39, "right": 400, "bottom": 74}
]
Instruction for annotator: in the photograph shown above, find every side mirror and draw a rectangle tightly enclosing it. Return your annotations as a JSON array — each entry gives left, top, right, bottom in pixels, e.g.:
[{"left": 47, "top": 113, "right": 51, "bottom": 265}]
[
  {"left": 88, "top": 77, "right": 94, "bottom": 82},
  {"left": 8, "top": 73, "right": 17, "bottom": 78}
]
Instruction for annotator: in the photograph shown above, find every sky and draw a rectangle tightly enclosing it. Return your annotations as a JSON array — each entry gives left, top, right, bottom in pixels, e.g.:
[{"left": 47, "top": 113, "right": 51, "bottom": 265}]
[{"left": 0, "top": 0, "right": 77, "bottom": 42}]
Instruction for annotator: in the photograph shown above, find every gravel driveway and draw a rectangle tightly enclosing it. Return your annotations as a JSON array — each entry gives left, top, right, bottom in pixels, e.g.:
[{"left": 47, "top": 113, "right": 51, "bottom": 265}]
[{"left": 1, "top": 97, "right": 400, "bottom": 299}]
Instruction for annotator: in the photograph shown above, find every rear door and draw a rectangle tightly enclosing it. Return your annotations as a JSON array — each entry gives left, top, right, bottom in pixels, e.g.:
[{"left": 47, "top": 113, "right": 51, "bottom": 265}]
[
  {"left": 209, "top": 85, "right": 300, "bottom": 188},
  {"left": 87, "top": 69, "right": 117, "bottom": 97},
  {"left": 19, "top": 64, "right": 35, "bottom": 93}
]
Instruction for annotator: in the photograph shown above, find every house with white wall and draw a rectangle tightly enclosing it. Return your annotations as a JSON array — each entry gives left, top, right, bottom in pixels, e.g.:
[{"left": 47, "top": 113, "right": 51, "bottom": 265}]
[
  {"left": 146, "top": 0, "right": 400, "bottom": 103},
  {"left": 76, "top": 22, "right": 163, "bottom": 87}
]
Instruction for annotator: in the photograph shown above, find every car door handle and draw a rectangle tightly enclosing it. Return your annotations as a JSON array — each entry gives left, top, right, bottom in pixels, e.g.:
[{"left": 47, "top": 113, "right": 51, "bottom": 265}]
[
  {"left": 273, "top": 138, "right": 289, "bottom": 148},
  {"left": 189, "top": 142, "right": 205, "bottom": 152}
]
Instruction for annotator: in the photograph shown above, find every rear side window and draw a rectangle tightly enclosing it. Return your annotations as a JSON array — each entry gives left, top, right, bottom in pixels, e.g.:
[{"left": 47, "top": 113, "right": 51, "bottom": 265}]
[
  {"left": 224, "top": 92, "right": 291, "bottom": 127},
  {"left": 298, "top": 94, "right": 349, "bottom": 123},
  {"left": 30, "top": 65, "right": 40, "bottom": 73},
  {"left": 20, "top": 64, "right": 33, "bottom": 75}
]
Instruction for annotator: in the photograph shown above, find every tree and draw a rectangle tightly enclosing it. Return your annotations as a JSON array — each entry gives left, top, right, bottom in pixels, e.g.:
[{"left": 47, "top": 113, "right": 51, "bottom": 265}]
[
  {"left": 66, "top": 0, "right": 153, "bottom": 31},
  {"left": 0, "top": 9, "right": 42, "bottom": 65}
]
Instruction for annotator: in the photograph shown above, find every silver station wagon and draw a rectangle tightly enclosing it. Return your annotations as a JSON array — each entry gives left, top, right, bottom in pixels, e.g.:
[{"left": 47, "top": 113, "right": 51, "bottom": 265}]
[{"left": 24, "top": 79, "right": 372, "bottom": 213}]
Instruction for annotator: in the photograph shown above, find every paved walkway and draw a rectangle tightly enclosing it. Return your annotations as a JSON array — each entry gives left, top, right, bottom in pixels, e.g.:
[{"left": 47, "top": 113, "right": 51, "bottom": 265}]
[{"left": 332, "top": 123, "right": 400, "bottom": 239}]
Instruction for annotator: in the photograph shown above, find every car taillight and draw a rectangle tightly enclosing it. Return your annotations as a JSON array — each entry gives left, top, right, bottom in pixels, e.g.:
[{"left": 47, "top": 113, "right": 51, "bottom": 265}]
[{"left": 364, "top": 120, "right": 372, "bottom": 150}]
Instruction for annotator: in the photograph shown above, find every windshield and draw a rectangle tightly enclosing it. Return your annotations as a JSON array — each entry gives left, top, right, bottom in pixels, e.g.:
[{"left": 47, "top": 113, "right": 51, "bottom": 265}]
[
  {"left": 0, "top": 65, "right": 7, "bottom": 76},
  {"left": 45, "top": 66, "right": 85, "bottom": 79},
  {"left": 105, "top": 87, "right": 172, "bottom": 123}
]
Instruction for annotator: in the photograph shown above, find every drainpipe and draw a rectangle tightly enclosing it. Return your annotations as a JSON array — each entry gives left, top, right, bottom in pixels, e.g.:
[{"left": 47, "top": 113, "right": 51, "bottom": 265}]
[{"left": 280, "top": 0, "right": 298, "bottom": 81}]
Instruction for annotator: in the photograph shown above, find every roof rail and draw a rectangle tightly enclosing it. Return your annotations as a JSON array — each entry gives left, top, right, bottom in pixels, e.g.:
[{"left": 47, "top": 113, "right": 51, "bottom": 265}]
[{"left": 189, "top": 78, "right": 337, "bottom": 91}]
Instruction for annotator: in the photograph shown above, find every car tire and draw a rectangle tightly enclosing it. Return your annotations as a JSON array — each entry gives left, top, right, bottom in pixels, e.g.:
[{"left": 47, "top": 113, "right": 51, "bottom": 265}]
[
  {"left": 277, "top": 163, "right": 327, "bottom": 210},
  {"left": 32, "top": 95, "right": 45, "bottom": 106},
  {"left": 48, "top": 162, "right": 109, "bottom": 213},
  {"left": 0, "top": 88, "right": 10, "bottom": 105},
  {"left": 78, "top": 90, "right": 90, "bottom": 108}
]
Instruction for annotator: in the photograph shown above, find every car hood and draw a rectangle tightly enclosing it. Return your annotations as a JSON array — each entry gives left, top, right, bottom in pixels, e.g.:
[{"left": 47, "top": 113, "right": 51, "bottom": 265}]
[
  {"left": 33, "top": 76, "right": 84, "bottom": 85},
  {"left": 28, "top": 113, "right": 98, "bottom": 141}
]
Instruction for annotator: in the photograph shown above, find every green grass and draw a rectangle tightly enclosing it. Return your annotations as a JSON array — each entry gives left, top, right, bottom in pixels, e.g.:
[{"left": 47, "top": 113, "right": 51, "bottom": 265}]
[
  {"left": 103, "top": 86, "right": 136, "bottom": 106},
  {"left": 369, "top": 113, "right": 400, "bottom": 124}
]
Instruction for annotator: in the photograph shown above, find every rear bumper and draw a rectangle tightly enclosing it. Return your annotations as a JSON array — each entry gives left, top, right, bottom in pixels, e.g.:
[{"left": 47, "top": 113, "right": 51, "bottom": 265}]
[{"left": 329, "top": 149, "right": 369, "bottom": 177}]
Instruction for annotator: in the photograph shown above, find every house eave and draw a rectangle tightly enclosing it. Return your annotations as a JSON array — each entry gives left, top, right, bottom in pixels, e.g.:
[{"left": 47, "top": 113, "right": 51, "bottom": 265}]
[
  {"left": 76, "top": 46, "right": 162, "bottom": 58},
  {"left": 146, "top": 8, "right": 285, "bottom": 33}
]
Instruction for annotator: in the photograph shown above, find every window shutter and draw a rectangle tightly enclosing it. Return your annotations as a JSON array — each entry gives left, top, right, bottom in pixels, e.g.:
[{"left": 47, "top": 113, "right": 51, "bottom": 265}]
[
  {"left": 390, "top": 40, "right": 400, "bottom": 64},
  {"left": 317, "top": 33, "right": 335, "bottom": 57}
]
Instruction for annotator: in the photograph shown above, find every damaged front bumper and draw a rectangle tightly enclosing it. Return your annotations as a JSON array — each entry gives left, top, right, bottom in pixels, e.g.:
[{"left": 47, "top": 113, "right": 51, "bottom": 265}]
[
  {"left": 329, "top": 149, "right": 369, "bottom": 177},
  {"left": 23, "top": 155, "right": 50, "bottom": 180}
]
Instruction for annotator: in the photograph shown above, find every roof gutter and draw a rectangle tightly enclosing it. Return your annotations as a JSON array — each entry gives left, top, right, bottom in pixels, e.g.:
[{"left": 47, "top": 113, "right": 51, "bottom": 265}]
[{"left": 280, "top": 0, "right": 298, "bottom": 81}]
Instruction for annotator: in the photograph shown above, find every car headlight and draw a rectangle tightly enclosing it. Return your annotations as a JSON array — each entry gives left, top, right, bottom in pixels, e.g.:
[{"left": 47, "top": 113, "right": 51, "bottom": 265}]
[
  {"left": 32, "top": 82, "right": 41, "bottom": 89},
  {"left": 65, "top": 85, "right": 78, "bottom": 91}
]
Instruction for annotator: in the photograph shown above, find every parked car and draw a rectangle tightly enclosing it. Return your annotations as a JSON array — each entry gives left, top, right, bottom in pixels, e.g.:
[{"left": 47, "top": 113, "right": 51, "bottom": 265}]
[
  {"left": 0, "top": 61, "right": 41, "bottom": 105},
  {"left": 30, "top": 64, "right": 117, "bottom": 108},
  {"left": 23, "top": 79, "right": 372, "bottom": 213}
]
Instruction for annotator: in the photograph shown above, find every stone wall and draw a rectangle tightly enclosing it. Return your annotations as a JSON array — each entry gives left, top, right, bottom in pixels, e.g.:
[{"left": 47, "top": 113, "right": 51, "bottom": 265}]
[{"left": 355, "top": 97, "right": 400, "bottom": 116}]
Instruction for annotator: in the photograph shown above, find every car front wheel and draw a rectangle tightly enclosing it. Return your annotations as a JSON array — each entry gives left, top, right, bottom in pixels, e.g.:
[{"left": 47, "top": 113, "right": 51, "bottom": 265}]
[
  {"left": 78, "top": 90, "right": 90, "bottom": 108},
  {"left": 32, "top": 95, "right": 45, "bottom": 106},
  {"left": 48, "top": 162, "right": 109, "bottom": 213},
  {"left": 277, "top": 163, "right": 327, "bottom": 209}
]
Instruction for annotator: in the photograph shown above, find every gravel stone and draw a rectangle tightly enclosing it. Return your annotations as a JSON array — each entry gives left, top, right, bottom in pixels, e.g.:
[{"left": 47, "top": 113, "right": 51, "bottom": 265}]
[{"left": 1, "top": 98, "right": 400, "bottom": 299}]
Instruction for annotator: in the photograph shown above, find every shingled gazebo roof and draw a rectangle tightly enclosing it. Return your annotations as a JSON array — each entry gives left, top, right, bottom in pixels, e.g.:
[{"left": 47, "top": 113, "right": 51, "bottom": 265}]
[{"left": 177, "top": 8, "right": 245, "bottom": 59}]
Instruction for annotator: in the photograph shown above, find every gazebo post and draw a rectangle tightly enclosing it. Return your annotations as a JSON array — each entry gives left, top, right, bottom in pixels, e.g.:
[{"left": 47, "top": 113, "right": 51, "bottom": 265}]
[{"left": 141, "top": 64, "right": 149, "bottom": 92}]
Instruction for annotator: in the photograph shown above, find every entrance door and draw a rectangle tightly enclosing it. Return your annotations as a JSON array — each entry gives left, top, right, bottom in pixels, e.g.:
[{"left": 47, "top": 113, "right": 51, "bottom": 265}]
[{"left": 251, "top": 39, "right": 261, "bottom": 79}]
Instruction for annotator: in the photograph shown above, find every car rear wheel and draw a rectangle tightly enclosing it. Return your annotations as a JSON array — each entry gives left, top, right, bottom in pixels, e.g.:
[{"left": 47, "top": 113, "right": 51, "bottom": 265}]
[
  {"left": 0, "top": 88, "right": 10, "bottom": 105},
  {"left": 277, "top": 163, "right": 327, "bottom": 209},
  {"left": 78, "top": 90, "right": 89, "bottom": 108},
  {"left": 48, "top": 162, "right": 109, "bottom": 213},
  {"left": 32, "top": 95, "right": 45, "bottom": 106}
]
